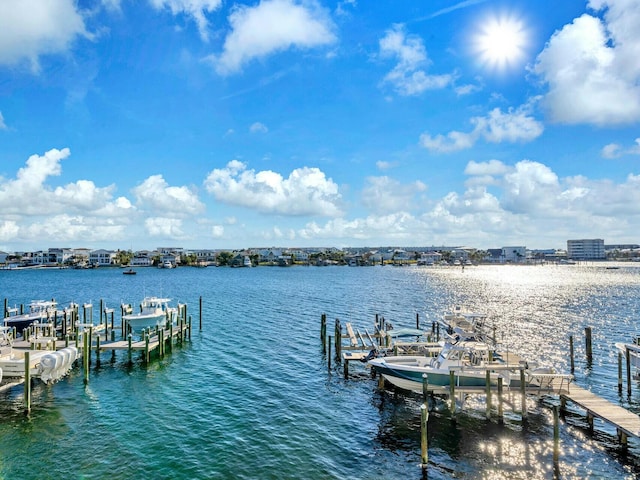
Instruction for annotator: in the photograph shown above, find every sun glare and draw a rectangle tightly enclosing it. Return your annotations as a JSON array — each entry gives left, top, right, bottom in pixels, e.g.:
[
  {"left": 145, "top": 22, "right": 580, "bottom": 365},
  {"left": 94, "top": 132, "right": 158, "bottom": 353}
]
[{"left": 474, "top": 14, "right": 528, "bottom": 72}]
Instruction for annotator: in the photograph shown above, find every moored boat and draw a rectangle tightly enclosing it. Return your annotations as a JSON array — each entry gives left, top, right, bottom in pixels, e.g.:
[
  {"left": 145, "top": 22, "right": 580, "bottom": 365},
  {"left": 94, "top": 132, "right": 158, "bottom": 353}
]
[
  {"left": 3, "top": 300, "right": 57, "bottom": 333},
  {"left": 122, "top": 297, "right": 177, "bottom": 332}
]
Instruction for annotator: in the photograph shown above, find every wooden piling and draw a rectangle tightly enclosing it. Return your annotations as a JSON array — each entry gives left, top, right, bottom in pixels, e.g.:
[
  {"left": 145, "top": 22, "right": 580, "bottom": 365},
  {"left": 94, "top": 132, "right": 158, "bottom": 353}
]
[
  {"left": 328, "top": 336, "right": 332, "bottom": 373},
  {"left": 485, "top": 371, "right": 492, "bottom": 419},
  {"left": 520, "top": 369, "right": 527, "bottom": 421},
  {"left": 416, "top": 313, "right": 419, "bottom": 330},
  {"left": 569, "top": 335, "right": 575, "bottom": 374},
  {"left": 449, "top": 371, "right": 456, "bottom": 418},
  {"left": 626, "top": 346, "right": 632, "bottom": 396},
  {"left": 24, "top": 351, "right": 31, "bottom": 414},
  {"left": 420, "top": 403, "right": 428, "bottom": 469},
  {"left": 127, "top": 334, "right": 133, "bottom": 363},
  {"left": 553, "top": 405, "right": 560, "bottom": 464},
  {"left": 618, "top": 352, "right": 623, "bottom": 395},
  {"left": 422, "top": 374, "right": 428, "bottom": 403},
  {"left": 497, "top": 377, "right": 504, "bottom": 424},
  {"left": 585, "top": 327, "right": 592, "bottom": 362},
  {"left": 83, "top": 333, "right": 89, "bottom": 384}
]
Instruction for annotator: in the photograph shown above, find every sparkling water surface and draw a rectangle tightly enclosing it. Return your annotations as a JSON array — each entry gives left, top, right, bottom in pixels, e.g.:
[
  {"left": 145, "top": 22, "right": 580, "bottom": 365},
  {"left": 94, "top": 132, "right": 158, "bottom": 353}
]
[{"left": 1, "top": 264, "right": 640, "bottom": 479}]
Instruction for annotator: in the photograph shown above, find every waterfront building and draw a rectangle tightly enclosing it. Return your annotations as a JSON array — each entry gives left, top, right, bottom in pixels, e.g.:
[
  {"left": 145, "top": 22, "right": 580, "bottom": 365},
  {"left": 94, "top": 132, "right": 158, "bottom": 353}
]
[
  {"left": 89, "top": 249, "right": 116, "bottom": 266},
  {"left": 501, "top": 246, "right": 527, "bottom": 263},
  {"left": 567, "top": 239, "right": 605, "bottom": 260}
]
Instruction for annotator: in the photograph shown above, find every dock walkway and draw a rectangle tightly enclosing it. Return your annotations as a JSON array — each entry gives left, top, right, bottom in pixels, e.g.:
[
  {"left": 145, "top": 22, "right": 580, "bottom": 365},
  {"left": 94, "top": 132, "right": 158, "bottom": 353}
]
[{"left": 561, "top": 384, "right": 640, "bottom": 445}]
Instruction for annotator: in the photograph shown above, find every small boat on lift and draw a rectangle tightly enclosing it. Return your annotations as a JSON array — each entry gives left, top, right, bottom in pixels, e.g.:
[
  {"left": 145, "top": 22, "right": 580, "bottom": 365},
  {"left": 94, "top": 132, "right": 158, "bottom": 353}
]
[
  {"left": 122, "top": 297, "right": 177, "bottom": 333},
  {"left": 3, "top": 300, "right": 57, "bottom": 333}
]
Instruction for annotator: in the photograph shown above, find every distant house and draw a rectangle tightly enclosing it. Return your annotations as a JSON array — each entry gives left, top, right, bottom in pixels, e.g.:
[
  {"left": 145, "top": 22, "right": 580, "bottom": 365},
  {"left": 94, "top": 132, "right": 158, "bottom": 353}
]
[
  {"left": 0, "top": 251, "right": 7, "bottom": 264},
  {"left": 131, "top": 252, "right": 153, "bottom": 267},
  {"left": 90, "top": 249, "right": 116, "bottom": 266}
]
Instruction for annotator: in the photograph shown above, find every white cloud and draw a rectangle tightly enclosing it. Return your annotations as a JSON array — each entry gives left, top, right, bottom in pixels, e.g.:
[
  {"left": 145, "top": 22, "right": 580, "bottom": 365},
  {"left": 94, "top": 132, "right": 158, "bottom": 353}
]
[
  {"left": 293, "top": 157, "right": 640, "bottom": 248},
  {"left": 0, "top": 148, "right": 125, "bottom": 216},
  {"left": 144, "top": 217, "right": 186, "bottom": 238},
  {"left": 533, "top": 0, "right": 640, "bottom": 125},
  {"left": 420, "top": 105, "right": 543, "bottom": 153},
  {"left": 602, "top": 138, "right": 640, "bottom": 158},
  {"left": 204, "top": 160, "right": 342, "bottom": 216},
  {"left": 464, "top": 159, "right": 510, "bottom": 176},
  {"left": 455, "top": 83, "right": 482, "bottom": 96},
  {"left": 250, "top": 122, "right": 268, "bottom": 133},
  {"left": 209, "top": 0, "right": 336, "bottom": 75},
  {"left": 22, "top": 214, "right": 128, "bottom": 242},
  {"left": 0, "top": 221, "right": 19, "bottom": 241},
  {"left": 211, "top": 225, "right": 224, "bottom": 238},
  {"left": 0, "top": 148, "right": 138, "bottom": 246},
  {"left": 376, "top": 160, "right": 397, "bottom": 171},
  {"left": 298, "top": 212, "right": 418, "bottom": 242},
  {"left": 361, "top": 176, "right": 426, "bottom": 214},
  {"left": 379, "top": 24, "right": 453, "bottom": 96},
  {"left": 419, "top": 130, "right": 476, "bottom": 153},
  {"left": 472, "top": 107, "right": 543, "bottom": 143},
  {"left": 132, "top": 174, "right": 204, "bottom": 216},
  {"left": 149, "top": 0, "right": 222, "bottom": 42},
  {"left": 0, "top": 112, "right": 6, "bottom": 130},
  {"left": 602, "top": 143, "right": 622, "bottom": 159},
  {"left": 0, "top": 0, "right": 89, "bottom": 71}
]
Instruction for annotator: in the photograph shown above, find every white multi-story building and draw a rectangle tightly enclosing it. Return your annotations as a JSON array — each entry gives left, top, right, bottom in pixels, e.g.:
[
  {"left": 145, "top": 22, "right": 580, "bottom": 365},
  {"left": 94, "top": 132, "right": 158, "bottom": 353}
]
[
  {"left": 567, "top": 239, "right": 605, "bottom": 260},
  {"left": 501, "top": 246, "right": 527, "bottom": 263},
  {"left": 89, "top": 249, "right": 116, "bottom": 266}
]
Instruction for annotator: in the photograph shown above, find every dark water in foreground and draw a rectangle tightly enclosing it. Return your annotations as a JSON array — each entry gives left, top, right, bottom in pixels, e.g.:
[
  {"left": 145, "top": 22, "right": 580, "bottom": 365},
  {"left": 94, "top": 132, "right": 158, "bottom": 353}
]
[{"left": 1, "top": 263, "right": 640, "bottom": 479}]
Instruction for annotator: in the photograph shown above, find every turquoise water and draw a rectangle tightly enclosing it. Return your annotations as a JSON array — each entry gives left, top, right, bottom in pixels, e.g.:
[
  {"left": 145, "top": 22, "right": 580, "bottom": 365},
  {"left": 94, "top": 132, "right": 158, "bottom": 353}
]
[{"left": 1, "top": 264, "right": 640, "bottom": 479}]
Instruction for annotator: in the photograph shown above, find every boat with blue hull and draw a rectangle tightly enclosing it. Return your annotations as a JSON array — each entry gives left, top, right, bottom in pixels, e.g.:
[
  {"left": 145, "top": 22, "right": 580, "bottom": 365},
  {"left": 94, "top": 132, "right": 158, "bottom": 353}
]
[{"left": 3, "top": 300, "right": 58, "bottom": 333}]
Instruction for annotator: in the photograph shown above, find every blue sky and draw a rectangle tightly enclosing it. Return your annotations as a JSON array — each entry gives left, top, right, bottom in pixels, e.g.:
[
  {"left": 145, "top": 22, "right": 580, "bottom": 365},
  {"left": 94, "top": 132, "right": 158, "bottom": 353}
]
[{"left": 1, "top": 0, "right": 639, "bottom": 252}]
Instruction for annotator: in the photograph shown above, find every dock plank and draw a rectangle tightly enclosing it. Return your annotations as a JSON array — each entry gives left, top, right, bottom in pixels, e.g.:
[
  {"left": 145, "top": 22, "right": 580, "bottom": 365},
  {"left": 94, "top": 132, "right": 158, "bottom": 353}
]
[{"left": 561, "top": 385, "right": 640, "bottom": 437}]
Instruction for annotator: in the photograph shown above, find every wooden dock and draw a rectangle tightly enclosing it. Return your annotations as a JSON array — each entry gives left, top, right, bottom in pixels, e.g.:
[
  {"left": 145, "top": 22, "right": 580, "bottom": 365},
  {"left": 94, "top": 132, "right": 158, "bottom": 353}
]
[{"left": 560, "top": 384, "right": 640, "bottom": 446}]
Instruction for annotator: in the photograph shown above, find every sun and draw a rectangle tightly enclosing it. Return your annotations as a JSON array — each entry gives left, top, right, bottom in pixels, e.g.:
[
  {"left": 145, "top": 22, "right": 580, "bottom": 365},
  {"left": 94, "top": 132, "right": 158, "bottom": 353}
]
[{"left": 474, "top": 14, "right": 528, "bottom": 71}]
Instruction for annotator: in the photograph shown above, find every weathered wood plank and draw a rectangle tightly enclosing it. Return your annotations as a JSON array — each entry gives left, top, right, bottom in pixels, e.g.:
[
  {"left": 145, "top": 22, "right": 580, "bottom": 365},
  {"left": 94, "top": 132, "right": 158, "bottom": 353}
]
[{"left": 561, "top": 385, "right": 640, "bottom": 437}]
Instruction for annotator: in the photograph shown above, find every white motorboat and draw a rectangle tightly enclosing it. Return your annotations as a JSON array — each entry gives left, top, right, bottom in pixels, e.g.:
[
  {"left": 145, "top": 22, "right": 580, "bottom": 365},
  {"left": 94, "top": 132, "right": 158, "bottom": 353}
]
[
  {"left": 369, "top": 336, "right": 518, "bottom": 392},
  {"left": 122, "top": 297, "right": 177, "bottom": 332}
]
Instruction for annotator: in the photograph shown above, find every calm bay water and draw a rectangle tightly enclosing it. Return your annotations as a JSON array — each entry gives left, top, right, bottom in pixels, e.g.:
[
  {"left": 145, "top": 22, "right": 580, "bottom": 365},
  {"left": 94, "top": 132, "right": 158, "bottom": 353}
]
[{"left": 1, "top": 264, "right": 640, "bottom": 479}]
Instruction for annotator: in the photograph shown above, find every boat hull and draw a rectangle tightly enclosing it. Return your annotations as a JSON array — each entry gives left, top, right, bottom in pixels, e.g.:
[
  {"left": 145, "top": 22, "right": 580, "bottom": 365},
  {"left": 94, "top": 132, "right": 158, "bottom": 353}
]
[
  {"left": 369, "top": 356, "right": 508, "bottom": 394},
  {"left": 3, "top": 317, "right": 44, "bottom": 333},
  {"left": 123, "top": 314, "right": 166, "bottom": 332}
]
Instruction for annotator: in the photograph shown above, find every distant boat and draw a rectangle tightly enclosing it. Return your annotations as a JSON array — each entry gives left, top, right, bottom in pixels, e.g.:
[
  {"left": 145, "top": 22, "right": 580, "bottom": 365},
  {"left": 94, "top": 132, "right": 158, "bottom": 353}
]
[
  {"left": 123, "top": 268, "right": 136, "bottom": 275},
  {"left": 158, "top": 261, "right": 174, "bottom": 269}
]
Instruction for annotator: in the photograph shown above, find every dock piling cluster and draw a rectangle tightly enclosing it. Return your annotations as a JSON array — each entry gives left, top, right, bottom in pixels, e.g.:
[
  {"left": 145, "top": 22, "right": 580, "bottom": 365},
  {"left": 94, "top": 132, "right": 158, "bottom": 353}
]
[
  {"left": 1, "top": 296, "right": 201, "bottom": 413},
  {"left": 321, "top": 313, "right": 640, "bottom": 471}
]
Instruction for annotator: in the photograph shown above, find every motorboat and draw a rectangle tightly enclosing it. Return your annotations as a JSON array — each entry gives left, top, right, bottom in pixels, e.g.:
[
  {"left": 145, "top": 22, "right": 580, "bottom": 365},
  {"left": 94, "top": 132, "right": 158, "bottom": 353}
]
[
  {"left": 368, "top": 337, "right": 519, "bottom": 393},
  {"left": 123, "top": 268, "right": 136, "bottom": 275},
  {"left": 3, "top": 300, "right": 57, "bottom": 332},
  {"left": 122, "top": 297, "right": 177, "bottom": 333}
]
